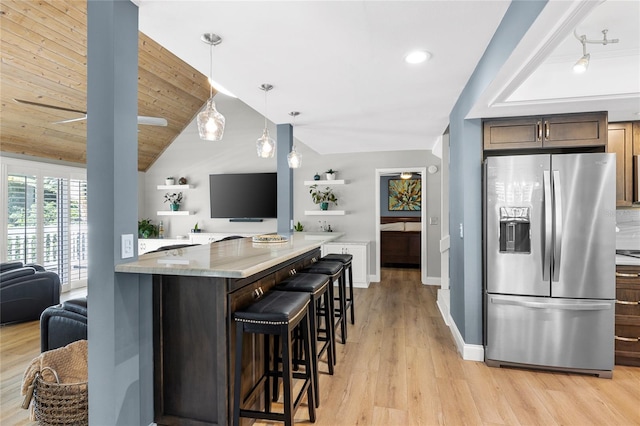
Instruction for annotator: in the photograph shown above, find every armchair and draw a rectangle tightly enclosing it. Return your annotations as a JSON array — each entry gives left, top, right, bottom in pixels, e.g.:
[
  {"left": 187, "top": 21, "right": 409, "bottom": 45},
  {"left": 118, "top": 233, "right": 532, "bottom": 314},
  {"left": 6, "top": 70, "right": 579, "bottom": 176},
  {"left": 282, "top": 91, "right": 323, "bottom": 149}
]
[
  {"left": 0, "top": 265, "right": 61, "bottom": 324},
  {"left": 40, "top": 297, "right": 87, "bottom": 352}
]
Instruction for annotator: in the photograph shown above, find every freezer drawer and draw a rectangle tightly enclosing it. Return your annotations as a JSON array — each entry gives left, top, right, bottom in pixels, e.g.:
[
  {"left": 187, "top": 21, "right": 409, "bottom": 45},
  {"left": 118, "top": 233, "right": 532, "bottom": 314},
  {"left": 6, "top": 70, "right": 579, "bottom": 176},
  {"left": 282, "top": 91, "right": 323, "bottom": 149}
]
[{"left": 486, "top": 294, "right": 614, "bottom": 373}]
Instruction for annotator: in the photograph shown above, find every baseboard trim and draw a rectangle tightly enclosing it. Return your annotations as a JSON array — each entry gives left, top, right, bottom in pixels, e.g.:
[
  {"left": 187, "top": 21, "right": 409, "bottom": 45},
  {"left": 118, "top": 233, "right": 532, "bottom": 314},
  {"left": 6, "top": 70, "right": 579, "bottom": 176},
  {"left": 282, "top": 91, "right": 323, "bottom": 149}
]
[
  {"left": 436, "top": 288, "right": 450, "bottom": 326},
  {"left": 449, "top": 317, "right": 485, "bottom": 362},
  {"left": 423, "top": 276, "right": 440, "bottom": 286}
]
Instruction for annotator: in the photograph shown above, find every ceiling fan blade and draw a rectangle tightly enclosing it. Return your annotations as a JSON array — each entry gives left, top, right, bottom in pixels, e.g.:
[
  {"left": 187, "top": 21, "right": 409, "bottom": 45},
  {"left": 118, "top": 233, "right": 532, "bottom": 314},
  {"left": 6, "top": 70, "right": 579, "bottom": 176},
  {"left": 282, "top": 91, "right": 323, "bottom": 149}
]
[
  {"left": 137, "top": 116, "right": 168, "bottom": 126},
  {"left": 15, "top": 99, "right": 166, "bottom": 127},
  {"left": 54, "top": 116, "right": 88, "bottom": 124},
  {"left": 14, "top": 98, "right": 87, "bottom": 115}
]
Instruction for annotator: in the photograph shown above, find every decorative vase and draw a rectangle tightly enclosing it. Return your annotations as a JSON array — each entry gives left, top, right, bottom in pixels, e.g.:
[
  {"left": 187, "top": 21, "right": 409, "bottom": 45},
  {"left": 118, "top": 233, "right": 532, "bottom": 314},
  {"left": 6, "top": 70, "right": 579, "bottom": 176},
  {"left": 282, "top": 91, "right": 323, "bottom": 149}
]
[
  {"left": 313, "top": 173, "right": 321, "bottom": 181},
  {"left": 320, "top": 202, "right": 329, "bottom": 211},
  {"left": 170, "top": 202, "right": 180, "bottom": 211},
  {"left": 325, "top": 173, "right": 335, "bottom": 181},
  {"left": 165, "top": 178, "right": 175, "bottom": 186}
]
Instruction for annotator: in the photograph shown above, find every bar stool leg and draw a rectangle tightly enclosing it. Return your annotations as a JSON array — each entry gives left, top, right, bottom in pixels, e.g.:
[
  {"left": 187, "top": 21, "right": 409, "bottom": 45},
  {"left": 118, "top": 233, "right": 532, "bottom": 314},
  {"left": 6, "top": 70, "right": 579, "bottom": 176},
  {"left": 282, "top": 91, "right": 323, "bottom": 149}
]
[
  {"left": 233, "top": 323, "right": 244, "bottom": 426},
  {"left": 281, "top": 324, "right": 294, "bottom": 426},
  {"left": 347, "top": 263, "right": 355, "bottom": 324},
  {"left": 336, "top": 272, "right": 347, "bottom": 344}
]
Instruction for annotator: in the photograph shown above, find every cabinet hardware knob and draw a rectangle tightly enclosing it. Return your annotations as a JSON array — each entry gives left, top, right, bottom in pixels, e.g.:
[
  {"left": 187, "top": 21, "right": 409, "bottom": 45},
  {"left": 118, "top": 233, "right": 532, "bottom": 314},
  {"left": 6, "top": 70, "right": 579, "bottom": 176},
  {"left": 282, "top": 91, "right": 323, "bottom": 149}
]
[
  {"left": 289, "top": 269, "right": 297, "bottom": 276},
  {"left": 537, "top": 121, "right": 542, "bottom": 141},
  {"left": 615, "top": 335, "right": 639, "bottom": 342}
]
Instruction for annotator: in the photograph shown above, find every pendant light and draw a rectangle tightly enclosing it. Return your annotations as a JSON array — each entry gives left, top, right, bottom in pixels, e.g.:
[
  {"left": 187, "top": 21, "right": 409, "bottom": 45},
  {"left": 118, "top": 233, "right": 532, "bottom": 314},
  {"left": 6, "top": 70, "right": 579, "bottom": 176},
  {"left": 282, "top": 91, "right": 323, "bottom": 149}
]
[
  {"left": 197, "top": 33, "right": 225, "bottom": 141},
  {"left": 256, "top": 84, "right": 276, "bottom": 158},
  {"left": 287, "top": 111, "right": 302, "bottom": 168}
]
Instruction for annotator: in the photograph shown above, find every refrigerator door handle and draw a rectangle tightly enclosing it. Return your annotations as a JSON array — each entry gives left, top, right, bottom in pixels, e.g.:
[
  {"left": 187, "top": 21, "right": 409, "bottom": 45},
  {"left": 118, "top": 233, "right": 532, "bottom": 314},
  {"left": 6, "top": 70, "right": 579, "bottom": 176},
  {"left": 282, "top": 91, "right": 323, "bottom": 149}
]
[
  {"left": 543, "top": 170, "right": 552, "bottom": 281},
  {"left": 552, "top": 170, "right": 562, "bottom": 282},
  {"left": 490, "top": 297, "right": 611, "bottom": 311}
]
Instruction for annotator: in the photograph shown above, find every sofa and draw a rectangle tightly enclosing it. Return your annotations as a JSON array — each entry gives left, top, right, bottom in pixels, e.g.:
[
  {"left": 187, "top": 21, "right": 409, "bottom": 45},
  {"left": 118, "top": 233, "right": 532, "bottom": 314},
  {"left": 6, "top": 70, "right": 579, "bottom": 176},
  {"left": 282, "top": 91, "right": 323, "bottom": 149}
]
[
  {"left": 0, "top": 262, "right": 61, "bottom": 324},
  {"left": 40, "top": 297, "right": 87, "bottom": 352}
]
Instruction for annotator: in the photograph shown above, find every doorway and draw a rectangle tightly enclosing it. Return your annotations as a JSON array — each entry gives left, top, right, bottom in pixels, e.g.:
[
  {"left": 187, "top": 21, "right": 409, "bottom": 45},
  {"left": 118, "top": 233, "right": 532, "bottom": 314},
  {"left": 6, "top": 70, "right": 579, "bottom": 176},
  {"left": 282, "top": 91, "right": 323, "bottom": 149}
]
[{"left": 374, "top": 167, "right": 427, "bottom": 283}]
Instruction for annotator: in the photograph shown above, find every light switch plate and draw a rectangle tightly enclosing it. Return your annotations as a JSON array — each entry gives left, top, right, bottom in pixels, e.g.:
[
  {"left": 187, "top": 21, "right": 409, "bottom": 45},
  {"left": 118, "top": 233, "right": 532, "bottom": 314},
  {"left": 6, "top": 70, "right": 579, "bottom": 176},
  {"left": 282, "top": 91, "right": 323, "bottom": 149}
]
[
  {"left": 121, "top": 234, "right": 134, "bottom": 259},
  {"left": 429, "top": 216, "right": 439, "bottom": 225}
]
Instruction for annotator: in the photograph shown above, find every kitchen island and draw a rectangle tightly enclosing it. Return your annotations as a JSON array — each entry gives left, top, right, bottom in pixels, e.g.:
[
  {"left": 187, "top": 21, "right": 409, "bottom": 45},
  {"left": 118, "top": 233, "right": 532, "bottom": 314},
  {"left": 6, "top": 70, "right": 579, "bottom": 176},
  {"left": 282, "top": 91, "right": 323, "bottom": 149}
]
[{"left": 115, "top": 233, "right": 341, "bottom": 425}]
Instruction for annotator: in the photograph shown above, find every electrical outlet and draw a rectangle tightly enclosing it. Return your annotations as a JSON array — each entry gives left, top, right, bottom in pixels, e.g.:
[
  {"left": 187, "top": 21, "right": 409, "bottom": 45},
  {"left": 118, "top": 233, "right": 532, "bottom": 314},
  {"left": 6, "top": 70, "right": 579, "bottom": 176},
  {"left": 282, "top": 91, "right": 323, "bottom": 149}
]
[{"left": 122, "top": 234, "right": 134, "bottom": 259}]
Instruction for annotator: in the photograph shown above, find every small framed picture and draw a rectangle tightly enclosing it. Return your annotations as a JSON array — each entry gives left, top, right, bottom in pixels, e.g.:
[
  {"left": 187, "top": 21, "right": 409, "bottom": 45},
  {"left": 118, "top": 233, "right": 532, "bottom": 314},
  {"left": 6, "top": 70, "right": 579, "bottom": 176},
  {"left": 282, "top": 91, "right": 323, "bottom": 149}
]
[{"left": 388, "top": 179, "right": 421, "bottom": 211}]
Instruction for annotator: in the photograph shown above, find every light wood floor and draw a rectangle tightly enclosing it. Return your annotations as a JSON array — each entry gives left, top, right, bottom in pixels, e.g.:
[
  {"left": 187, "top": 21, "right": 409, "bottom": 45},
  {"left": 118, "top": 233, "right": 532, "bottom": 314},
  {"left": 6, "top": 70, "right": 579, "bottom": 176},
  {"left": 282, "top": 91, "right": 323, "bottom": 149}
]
[{"left": 2, "top": 270, "right": 639, "bottom": 425}]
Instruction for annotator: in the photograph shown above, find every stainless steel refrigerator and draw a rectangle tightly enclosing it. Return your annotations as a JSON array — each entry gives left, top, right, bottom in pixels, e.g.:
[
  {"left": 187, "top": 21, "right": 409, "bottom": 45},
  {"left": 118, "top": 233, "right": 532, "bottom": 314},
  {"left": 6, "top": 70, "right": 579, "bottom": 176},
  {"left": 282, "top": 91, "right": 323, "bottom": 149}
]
[{"left": 484, "top": 153, "right": 616, "bottom": 378}]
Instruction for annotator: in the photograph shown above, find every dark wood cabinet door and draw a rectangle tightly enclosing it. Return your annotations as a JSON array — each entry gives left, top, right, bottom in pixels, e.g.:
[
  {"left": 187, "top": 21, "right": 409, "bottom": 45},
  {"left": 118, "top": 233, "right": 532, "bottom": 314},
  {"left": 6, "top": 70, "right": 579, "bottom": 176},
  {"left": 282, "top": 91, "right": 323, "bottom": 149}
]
[
  {"left": 483, "top": 117, "right": 541, "bottom": 150},
  {"left": 483, "top": 112, "right": 607, "bottom": 151},
  {"left": 608, "top": 122, "right": 634, "bottom": 207},
  {"left": 542, "top": 112, "right": 607, "bottom": 148},
  {"left": 615, "top": 265, "right": 640, "bottom": 366}
]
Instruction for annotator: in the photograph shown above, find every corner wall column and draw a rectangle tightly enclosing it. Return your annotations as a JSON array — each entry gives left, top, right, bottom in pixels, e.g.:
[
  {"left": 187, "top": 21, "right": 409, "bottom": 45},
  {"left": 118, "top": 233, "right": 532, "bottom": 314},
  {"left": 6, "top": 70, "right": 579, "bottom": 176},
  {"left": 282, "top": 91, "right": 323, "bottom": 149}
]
[
  {"left": 276, "top": 123, "right": 293, "bottom": 234},
  {"left": 87, "top": 0, "right": 153, "bottom": 424}
]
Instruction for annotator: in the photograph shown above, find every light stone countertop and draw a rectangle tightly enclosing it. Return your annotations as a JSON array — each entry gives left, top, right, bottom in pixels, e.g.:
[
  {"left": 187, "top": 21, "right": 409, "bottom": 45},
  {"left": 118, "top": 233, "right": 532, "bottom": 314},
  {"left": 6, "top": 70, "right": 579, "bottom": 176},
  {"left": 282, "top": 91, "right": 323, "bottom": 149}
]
[{"left": 115, "top": 232, "right": 343, "bottom": 278}]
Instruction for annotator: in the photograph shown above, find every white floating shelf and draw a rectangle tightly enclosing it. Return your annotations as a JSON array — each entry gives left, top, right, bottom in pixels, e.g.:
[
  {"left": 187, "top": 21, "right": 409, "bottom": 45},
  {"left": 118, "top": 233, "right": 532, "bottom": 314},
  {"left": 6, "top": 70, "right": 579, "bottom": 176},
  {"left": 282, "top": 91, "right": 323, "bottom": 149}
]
[
  {"left": 157, "top": 184, "right": 193, "bottom": 190},
  {"left": 157, "top": 211, "right": 191, "bottom": 216},
  {"left": 304, "top": 210, "right": 346, "bottom": 216},
  {"left": 303, "top": 180, "right": 345, "bottom": 185}
]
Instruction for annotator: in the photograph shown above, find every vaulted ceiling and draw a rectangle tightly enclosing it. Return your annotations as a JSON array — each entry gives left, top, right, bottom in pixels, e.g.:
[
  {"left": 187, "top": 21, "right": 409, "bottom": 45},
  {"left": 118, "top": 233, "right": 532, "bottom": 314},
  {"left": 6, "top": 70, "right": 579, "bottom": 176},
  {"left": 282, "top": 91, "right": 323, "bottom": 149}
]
[{"left": 0, "top": 0, "right": 211, "bottom": 171}]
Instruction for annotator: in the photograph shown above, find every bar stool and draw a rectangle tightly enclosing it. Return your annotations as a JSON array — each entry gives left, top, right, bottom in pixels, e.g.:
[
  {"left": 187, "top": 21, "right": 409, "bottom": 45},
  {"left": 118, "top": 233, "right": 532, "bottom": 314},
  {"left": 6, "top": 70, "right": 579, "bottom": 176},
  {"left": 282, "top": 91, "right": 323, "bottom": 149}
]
[
  {"left": 301, "top": 260, "right": 346, "bottom": 352},
  {"left": 322, "top": 253, "right": 355, "bottom": 325},
  {"left": 276, "top": 273, "right": 334, "bottom": 408},
  {"left": 233, "top": 290, "right": 315, "bottom": 426}
]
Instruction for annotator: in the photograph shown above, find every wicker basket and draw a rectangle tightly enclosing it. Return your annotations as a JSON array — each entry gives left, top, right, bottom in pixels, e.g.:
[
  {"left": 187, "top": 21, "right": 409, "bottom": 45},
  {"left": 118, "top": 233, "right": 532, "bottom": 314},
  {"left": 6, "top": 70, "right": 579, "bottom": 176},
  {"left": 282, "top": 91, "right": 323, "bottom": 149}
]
[{"left": 32, "top": 367, "right": 88, "bottom": 426}]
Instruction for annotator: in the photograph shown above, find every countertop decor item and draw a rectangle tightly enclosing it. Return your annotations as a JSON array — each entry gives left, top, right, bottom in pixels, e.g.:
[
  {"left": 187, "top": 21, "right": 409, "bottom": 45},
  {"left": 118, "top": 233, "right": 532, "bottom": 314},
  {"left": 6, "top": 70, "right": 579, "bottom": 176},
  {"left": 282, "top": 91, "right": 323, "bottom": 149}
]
[
  {"left": 294, "top": 221, "right": 304, "bottom": 232},
  {"left": 309, "top": 184, "right": 338, "bottom": 211},
  {"left": 178, "top": 177, "right": 188, "bottom": 185},
  {"left": 165, "top": 177, "right": 175, "bottom": 185},
  {"left": 138, "top": 219, "right": 158, "bottom": 238}
]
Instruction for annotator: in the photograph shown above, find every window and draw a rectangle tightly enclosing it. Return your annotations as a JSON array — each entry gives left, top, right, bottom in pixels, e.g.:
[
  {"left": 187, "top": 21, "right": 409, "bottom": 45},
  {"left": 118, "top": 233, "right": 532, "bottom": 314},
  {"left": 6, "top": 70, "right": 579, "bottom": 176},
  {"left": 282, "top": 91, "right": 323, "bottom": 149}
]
[{"left": 2, "top": 159, "right": 88, "bottom": 291}]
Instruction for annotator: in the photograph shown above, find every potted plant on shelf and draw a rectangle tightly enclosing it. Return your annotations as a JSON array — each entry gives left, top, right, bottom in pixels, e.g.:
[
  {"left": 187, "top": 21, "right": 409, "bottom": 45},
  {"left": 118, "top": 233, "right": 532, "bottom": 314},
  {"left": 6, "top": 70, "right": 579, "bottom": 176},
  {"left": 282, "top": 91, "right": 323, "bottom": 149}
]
[
  {"left": 165, "top": 176, "right": 175, "bottom": 186},
  {"left": 325, "top": 169, "right": 337, "bottom": 180},
  {"left": 138, "top": 218, "right": 158, "bottom": 239},
  {"left": 309, "top": 184, "right": 338, "bottom": 211},
  {"left": 164, "top": 192, "right": 183, "bottom": 211}
]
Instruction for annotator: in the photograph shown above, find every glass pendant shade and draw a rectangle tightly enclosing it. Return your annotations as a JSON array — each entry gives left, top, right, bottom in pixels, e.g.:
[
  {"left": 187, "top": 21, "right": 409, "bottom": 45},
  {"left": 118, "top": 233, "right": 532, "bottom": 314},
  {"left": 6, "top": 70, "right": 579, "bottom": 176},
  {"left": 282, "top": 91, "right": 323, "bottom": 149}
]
[
  {"left": 287, "top": 146, "right": 302, "bottom": 168},
  {"left": 197, "top": 98, "right": 225, "bottom": 141},
  {"left": 256, "top": 128, "right": 276, "bottom": 158}
]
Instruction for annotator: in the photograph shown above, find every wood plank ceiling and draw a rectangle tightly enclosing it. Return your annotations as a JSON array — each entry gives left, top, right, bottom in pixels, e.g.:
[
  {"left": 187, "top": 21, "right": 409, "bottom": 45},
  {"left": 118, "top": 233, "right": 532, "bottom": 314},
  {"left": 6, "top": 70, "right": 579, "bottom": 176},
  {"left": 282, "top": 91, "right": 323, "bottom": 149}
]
[{"left": 0, "top": 0, "right": 212, "bottom": 171}]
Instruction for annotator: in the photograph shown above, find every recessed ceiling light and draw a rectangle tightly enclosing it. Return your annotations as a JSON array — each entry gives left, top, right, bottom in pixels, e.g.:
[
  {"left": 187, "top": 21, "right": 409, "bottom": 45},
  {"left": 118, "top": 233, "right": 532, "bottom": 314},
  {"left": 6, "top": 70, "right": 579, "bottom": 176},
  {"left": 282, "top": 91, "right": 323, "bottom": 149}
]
[{"left": 404, "top": 50, "right": 431, "bottom": 64}]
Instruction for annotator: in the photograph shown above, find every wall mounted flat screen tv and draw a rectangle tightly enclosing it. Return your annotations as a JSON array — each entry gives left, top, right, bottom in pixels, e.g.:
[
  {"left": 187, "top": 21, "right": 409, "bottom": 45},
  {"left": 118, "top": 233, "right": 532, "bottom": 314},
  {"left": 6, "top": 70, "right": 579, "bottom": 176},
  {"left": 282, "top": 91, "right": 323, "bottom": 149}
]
[{"left": 209, "top": 173, "right": 277, "bottom": 219}]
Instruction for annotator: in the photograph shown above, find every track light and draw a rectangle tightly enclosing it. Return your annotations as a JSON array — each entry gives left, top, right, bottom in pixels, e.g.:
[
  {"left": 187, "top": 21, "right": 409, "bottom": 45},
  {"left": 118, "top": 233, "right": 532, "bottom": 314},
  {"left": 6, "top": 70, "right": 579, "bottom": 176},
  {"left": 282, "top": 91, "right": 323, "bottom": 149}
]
[{"left": 572, "top": 29, "right": 618, "bottom": 74}]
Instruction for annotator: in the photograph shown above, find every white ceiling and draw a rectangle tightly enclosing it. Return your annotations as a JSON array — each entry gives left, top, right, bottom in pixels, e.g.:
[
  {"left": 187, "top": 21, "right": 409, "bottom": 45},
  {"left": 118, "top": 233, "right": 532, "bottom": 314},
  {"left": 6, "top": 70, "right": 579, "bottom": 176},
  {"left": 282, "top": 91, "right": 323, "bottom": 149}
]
[{"left": 137, "top": 0, "right": 640, "bottom": 155}]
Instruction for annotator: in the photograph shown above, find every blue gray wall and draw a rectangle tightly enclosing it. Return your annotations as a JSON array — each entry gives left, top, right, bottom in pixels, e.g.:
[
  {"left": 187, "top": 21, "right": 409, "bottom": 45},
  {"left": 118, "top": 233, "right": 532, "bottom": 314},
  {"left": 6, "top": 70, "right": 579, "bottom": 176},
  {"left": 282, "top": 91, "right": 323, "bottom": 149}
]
[{"left": 448, "top": 0, "right": 547, "bottom": 345}]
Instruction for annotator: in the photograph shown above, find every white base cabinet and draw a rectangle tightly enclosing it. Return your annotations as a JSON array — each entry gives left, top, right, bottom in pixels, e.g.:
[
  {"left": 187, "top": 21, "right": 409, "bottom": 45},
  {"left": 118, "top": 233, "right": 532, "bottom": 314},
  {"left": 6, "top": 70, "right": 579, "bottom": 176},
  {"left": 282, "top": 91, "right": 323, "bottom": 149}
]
[
  {"left": 322, "top": 241, "right": 370, "bottom": 288},
  {"left": 138, "top": 238, "right": 187, "bottom": 255}
]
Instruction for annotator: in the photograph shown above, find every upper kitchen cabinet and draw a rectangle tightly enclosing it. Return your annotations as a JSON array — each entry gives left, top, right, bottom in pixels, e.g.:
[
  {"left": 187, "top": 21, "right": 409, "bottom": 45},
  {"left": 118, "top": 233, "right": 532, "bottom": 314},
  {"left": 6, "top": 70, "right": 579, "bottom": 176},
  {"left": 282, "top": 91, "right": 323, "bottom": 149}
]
[
  {"left": 483, "top": 112, "right": 607, "bottom": 151},
  {"left": 608, "top": 121, "right": 640, "bottom": 207}
]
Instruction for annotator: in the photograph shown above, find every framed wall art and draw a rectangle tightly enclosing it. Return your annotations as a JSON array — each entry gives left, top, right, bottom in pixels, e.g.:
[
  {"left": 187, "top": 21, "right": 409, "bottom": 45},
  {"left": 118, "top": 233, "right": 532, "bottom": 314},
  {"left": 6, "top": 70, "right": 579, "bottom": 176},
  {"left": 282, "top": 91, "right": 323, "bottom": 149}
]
[{"left": 388, "top": 178, "right": 421, "bottom": 211}]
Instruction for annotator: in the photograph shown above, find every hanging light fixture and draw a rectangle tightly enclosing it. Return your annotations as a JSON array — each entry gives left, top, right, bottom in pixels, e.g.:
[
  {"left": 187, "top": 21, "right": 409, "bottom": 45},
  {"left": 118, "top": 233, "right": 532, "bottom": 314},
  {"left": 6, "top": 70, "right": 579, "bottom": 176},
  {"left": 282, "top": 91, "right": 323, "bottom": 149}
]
[
  {"left": 197, "top": 33, "right": 225, "bottom": 141},
  {"left": 287, "top": 111, "right": 302, "bottom": 168},
  {"left": 572, "top": 29, "right": 618, "bottom": 74},
  {"left": 256, "top": 84, "right": 276, "bottom": 158}
]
